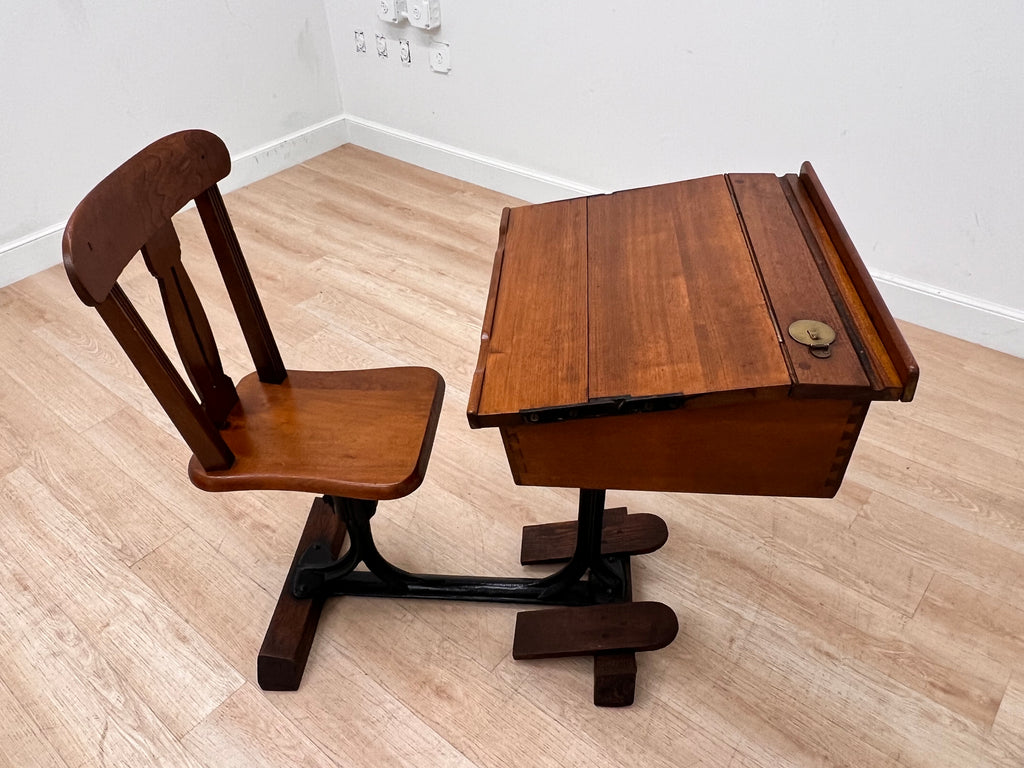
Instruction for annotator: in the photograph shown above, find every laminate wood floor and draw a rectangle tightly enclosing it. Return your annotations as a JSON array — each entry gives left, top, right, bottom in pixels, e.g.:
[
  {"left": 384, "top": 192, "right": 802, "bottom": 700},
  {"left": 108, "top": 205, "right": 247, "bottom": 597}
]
[{"left": 1, "top": 145, "right": 1022, "bottom": 767}]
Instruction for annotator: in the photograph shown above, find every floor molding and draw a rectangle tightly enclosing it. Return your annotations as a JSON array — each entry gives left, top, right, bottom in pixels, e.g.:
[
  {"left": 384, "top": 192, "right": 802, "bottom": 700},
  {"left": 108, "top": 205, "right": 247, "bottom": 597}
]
[
  {"left": 344, "top": 115, "right": 606, "bottom": 203},
  {"left": 872, "top": 271, "right": 1023, "bottom": 359},
  {"left": 0, "top": 225, "right": 66, "bottom": 289},
  {"left": 0, "top": 116, "right": 350, "bottom": 289},
  {"left": 225, "top": 116, "right": 350, "bottom": 193}
]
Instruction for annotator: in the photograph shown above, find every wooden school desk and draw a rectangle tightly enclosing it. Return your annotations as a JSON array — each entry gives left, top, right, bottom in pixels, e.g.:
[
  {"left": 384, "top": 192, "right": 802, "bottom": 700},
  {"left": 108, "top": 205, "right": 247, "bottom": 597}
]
[{"left": 467, "top": 162, "right": 918, "bottom": 704}]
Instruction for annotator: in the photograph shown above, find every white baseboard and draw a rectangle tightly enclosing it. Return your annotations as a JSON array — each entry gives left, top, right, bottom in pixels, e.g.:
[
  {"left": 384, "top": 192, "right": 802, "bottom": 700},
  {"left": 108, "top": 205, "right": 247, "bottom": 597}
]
[
  {"left": 0, "top": 225, "right": 66, "bottom": 288},
  {"left": 4, "top": 114, "right": 1021, "bottom": 359},
  {"left": 222, "top": 115, "right": 350, "bottom": 193},
  {"left": 872, "top": 271, "right": 1024, "bottom": 359},
  {"left": 344, "top": 115, "right": 606, "bottom": 203},
  {"left": 0, "top": 116, "right": 351, "bottom": 289}
]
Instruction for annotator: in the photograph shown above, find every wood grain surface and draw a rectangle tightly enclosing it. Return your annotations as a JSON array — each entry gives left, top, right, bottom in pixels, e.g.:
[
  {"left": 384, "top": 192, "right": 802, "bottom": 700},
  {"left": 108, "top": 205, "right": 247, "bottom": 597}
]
[
  {"left": 502, "top": 397, "right": 865, "bottom": 496},
  {"left": 798, "top": 163, "right": 919, "bottom": 400},
  {"left": 588, "top": 177, "right": 790, "bottom": 400},
  {"left": 728, "top": 173, "right": 870, "bottom": 393},
  {"left": 784, "top": 172, "right": 910, "bottom": 400},
  {"left": 512, "top": 601, "right": 679, "bottom": 658},
  {"left": 472, "top": 167, "right": 914, "bottom": 434},
  {"left": 2, "top": 145, "right": 1022, "bottom": 767},
  {"left": 189, "top": 367, "right": 444, "bottom": 500},
  {"left": 475, "top": 199, "right": 588, "bottom": 416}
]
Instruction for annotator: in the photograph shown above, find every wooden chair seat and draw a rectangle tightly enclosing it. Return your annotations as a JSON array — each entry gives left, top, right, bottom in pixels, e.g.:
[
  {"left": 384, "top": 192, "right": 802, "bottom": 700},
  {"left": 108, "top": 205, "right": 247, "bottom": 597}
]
[{"left": 188, "top": 367, "right": 444, "bottom": 500}]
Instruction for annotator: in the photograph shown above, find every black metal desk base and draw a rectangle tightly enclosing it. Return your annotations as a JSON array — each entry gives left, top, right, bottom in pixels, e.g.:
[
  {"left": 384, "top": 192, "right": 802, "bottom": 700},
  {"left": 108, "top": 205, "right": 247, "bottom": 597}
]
[
  {"left": 293, "top": 489, "right": 628, "bottom": 606},
  {"left": 258, "top": 489, "right": 676, "bottom": 705}
]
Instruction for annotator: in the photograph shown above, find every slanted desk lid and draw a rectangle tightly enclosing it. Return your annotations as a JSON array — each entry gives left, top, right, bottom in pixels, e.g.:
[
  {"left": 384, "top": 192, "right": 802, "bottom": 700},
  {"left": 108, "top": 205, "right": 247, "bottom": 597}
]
[{"left": 468, "top": 164, "right": 918, "bottom": 428}]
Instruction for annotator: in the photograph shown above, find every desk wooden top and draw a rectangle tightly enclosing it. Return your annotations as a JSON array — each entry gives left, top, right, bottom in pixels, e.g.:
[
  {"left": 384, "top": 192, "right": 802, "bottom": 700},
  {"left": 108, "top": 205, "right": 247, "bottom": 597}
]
[{"left": 468, "top": 163, "right": 918, "bottom": 429}]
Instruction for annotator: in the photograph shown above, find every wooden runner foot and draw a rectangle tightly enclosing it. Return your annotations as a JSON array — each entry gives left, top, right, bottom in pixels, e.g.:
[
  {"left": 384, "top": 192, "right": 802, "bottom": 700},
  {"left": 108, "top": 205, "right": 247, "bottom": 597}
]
[
  {"left": 520, "top": 509, "right": 668, "bottom": 565},
  {"left": 514, "top": 601, "right": 677, "bottom": 707},
  {"left": 257, "top": 496, "right": 348, "bottom": 690},
  {"left": 594, "top": 653, "right": 638, "bottom": 707},
  {"left": 512, "top": 601, "right": 678, "bottom": 659}
]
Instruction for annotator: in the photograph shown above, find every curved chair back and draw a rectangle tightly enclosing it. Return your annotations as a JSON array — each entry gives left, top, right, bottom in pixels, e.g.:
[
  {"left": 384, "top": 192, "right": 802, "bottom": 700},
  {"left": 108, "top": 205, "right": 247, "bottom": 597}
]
[{"left": 62, "top": 129, "right": 286, "bottom": 470}]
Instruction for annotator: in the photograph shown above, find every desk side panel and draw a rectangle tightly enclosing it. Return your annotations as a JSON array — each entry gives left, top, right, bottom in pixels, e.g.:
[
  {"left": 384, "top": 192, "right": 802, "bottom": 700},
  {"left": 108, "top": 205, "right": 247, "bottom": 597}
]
[
  {"left": 475, "top": 199, "right": 589, "bottom": 417},
  {"left": 468, "top": 207, "right": 510, "bottom": 426},
  {"left": 587, "top": 177, "right": 791, "bottom": 401},
  {"left": 500, "top": 399, "right": 868, "bottom": 498}
]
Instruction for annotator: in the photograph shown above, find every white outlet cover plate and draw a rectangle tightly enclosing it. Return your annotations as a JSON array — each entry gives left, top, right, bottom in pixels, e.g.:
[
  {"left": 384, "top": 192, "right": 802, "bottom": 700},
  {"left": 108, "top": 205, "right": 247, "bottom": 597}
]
[
  {"left": 407, "top": 0, "right": 441, "bottom": 29},
  {"left": 377, "top": 0, "right": 400, "bottom": 22},
  {"left": 429, "top": 42, "right": 450, "bottom": 73}
]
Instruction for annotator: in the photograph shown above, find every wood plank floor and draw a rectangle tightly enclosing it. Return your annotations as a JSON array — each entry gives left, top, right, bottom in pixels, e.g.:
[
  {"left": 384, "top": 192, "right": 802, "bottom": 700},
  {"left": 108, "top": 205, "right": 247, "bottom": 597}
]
[{"left": 1, "top": 144, "right": 1022, "bottom": 767}]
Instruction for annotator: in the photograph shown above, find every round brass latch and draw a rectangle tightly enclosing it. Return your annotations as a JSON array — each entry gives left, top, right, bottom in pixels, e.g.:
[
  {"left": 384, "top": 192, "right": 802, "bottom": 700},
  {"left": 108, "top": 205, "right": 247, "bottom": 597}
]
[{"left": 788, "top": 319, "right": 836, "bottom": 359}]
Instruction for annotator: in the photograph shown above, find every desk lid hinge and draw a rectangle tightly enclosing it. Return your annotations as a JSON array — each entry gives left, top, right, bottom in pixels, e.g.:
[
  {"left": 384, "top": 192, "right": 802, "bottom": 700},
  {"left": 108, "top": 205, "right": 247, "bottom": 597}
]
[{"left": 520, "top": 393, "right": 687, "bottom": 424}]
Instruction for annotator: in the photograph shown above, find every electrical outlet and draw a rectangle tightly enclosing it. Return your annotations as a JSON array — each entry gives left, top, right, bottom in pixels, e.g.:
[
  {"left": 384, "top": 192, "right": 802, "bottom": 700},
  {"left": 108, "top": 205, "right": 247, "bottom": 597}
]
[
  {"left": 398, "top": 39, "right": 411, "bottom": 66},
  {"left": 375, "top": 34, "right": 389, "bottom": 58},
  {"left": 354, "top": 30, "right": 366, "bottom": 54},
  {"left": 407, "top": 0, "right": 441, "bottom": 30},
  {"left": 429, "top": 41, "right": 450, "bottom": 73},
  {"left": 377, "top": 0, "right": 400, "bottom": 22}
]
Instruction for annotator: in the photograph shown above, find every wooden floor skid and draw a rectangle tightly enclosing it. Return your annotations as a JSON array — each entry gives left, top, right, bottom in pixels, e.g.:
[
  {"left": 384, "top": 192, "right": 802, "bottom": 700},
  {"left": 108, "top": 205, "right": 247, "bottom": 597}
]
[
  {"left": 519, "top": 507, "right": 669, "bottom": 564},
  {"left": 512, "top": 601, "right": 679, "bottom": 659}
]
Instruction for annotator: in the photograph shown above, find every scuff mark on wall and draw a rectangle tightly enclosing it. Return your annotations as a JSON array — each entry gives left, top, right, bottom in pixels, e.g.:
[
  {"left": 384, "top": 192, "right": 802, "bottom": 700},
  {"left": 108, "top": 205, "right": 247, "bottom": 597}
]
[{"left": 296, "top": 19, "right": 322, "bottom": 79}]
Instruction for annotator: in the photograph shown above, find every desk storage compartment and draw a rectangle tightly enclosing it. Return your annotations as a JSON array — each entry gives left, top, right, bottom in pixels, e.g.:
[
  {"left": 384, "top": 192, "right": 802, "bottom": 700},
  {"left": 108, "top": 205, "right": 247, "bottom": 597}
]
[
  {"left": 501, "top": 398, "right": 868, "bottom": 497},
  {"left": 468, "top": 163, "right": 916, "bottom": 498}
]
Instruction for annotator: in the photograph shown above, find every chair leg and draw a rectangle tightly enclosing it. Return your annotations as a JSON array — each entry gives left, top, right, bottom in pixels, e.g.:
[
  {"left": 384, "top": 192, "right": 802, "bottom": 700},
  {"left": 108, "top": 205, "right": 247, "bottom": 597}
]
[{"left": 257, "top": 496, "right": 348, "bottom": 690}]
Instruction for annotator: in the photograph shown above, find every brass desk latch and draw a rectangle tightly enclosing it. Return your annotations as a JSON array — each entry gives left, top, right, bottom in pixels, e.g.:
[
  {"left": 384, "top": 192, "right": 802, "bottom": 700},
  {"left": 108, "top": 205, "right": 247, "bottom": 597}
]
[{"left": 788, "top": 320, "right": 836, "bottom": 359}]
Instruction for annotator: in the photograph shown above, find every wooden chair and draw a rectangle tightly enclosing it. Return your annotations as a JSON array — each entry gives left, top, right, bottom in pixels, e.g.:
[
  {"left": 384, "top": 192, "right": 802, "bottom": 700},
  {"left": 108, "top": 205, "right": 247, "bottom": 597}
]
[{"left": 62, "top": 129, "right": 446, "bottom": 690}]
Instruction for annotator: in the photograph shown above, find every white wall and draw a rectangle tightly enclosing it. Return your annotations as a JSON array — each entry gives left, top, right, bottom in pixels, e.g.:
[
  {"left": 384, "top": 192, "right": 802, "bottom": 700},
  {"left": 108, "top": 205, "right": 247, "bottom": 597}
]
[
  {"left": 0, "top": 0, "right": 345, "bottom": 285},
  {"left": 327, "top": 0, "right": 1024, "bottom": 357},
  {"left": 4, "top": 2, "right": 1022, "bottom": 356}
]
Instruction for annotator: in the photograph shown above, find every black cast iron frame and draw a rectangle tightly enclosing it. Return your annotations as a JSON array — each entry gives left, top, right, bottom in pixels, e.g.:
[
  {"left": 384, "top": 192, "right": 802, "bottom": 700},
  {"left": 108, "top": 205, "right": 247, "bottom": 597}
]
[{"left": 291, "top": 488, "right": 631, "bottom": 607}]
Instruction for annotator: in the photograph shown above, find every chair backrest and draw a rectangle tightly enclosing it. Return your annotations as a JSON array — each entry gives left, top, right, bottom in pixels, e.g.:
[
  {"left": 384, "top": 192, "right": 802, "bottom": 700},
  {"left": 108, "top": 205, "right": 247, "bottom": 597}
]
[{"left": 63, "top": 129, "right": 286, "bottom": 471}]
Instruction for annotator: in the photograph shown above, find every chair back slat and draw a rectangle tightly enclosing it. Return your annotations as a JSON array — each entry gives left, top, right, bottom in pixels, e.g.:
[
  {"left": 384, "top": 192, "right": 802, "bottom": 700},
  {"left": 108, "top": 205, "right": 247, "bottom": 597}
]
[
  {"left": 141, "top": 220, "right": 239, "bottom": 424},
  {"left": 96, "top": 285, "right": 234, "bottom": 470},
  {"left": 196, "top": 186, "right": 286, "bottom": 384},
  {"left": 63, "top": 130, "right": 231, "bottom": 307},
  {"left": 62, "top": 129, "right": 285, "bottom": 472}
]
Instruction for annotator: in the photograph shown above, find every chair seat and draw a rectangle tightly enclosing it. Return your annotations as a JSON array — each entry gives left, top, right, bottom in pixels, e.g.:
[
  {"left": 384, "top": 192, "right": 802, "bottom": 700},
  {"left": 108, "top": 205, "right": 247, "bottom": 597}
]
[{"left": 188, "top": 367, "right": 445, "bottom": 500}]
